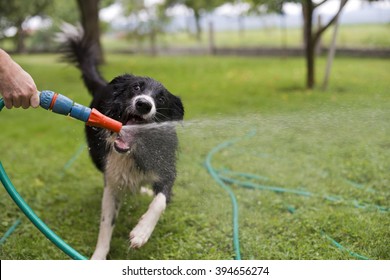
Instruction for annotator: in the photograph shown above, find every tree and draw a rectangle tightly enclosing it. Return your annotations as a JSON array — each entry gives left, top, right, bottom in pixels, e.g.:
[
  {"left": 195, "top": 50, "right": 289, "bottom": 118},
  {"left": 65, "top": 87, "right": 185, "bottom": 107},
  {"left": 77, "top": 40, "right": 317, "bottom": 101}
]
[
  {"left": 163, "top": 0, "right": 225, "bottom": 42},
  {"left": 0, "top": 0, "right": 52, "bottom": 53},
  {"left": 119, "top": 0, "right": 169, "bottom": 56},
  {"left": 26, "top": 0, "right": 80, "bottom": 52},
  {"left": 244, "top": 0, "right": 349, "bottom": 89},
  {"left": 50, "top": 0, "right": 80, "bottom": 25},
  {"left": 302, "top": 0, "right": 348, "bottom": 89}
]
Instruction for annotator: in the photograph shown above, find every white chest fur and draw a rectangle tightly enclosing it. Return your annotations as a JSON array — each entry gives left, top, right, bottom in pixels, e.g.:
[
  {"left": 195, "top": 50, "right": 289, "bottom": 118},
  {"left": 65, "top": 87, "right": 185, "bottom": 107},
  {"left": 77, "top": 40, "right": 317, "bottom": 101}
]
[{"left": 104, "top": 150, "right": 157, "bottom": 192}]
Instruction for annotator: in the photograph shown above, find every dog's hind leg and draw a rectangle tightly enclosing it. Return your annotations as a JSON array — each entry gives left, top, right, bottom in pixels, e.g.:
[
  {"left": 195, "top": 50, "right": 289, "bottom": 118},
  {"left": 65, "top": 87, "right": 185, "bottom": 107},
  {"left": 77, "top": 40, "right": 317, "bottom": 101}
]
[
  {"left": 91, "top": 185, "right": 121, "bottom": 260},
  {"left": 129, "top": 192, "right": 167, "bottom": 248}
]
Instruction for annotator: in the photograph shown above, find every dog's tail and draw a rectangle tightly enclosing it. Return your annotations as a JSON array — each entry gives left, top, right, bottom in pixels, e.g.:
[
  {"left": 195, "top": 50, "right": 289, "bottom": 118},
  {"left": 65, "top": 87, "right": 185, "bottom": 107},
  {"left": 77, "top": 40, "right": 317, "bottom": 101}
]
[{"left": 56, "top": 23, "right": 107, "bottom": 97}]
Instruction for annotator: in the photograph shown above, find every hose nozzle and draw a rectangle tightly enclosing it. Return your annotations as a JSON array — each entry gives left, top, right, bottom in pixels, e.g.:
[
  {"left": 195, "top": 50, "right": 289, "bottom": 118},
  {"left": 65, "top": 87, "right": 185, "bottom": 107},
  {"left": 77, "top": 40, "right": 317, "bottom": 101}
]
[
  {"left": 39, "top": 90, "right": 122, "bottom": 133},
  {"left": 86, "top": 108, "right": 122, "bottom": 133}
]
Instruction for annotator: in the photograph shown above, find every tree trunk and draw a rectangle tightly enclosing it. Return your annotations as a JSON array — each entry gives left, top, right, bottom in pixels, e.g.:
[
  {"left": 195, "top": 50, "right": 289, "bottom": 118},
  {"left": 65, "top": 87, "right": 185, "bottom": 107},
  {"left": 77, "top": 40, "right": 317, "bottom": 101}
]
[
  {"left": 302, "top": 0, "right": 315, "bottom": 89},
  {"left": 301, "top": 0, "right": 349, "bottom": 90},
  {"left": 315, "top": 14, "right": 323, "bottom": 55},
  {"left": 76, "top": 0, "right": 104, "bottom": 63},
  {"left": 149, "top": 27, "right": 157, "bottom": 56},
  {"left": 208, "top": 21, "right": 216, "bottom": 55},
  {"left": 15, "top": 20, "right": 26, "bottom": 53},
  {"left": 322, "top": 5, "right": 342, "bottom": 91},
  {"left": 194, "top": 9, "right": 202, "bottom": 42}
]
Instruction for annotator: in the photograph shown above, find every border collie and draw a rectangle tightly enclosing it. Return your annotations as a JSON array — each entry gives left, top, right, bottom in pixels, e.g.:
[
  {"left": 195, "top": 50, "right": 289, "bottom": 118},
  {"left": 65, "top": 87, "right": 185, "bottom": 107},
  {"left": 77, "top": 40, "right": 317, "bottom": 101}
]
[{"left": 59, "top": 24, "right": 184, "bottom": 259}]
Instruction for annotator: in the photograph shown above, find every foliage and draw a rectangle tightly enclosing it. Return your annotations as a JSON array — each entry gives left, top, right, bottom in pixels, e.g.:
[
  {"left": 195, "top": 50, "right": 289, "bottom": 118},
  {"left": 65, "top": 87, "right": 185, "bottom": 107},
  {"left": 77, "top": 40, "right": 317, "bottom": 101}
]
[
  {"left": 164, "top": 0, "right": 226, "bottom": 12},
  {"left": 241, "top": 0, "right": 350, "bottom": 89},
  {"left": 0, "top": 0, "right": 80, "bottom": 51},
  {"left": 244, "top": 0, "right": 299, "bottom": 14},
  {"left": 48, "top": 0, "right": 80, "bottom": 25},
  {"left": 242, "top": 0, "right": 384, "bottom": 89},
  {"left": 120, "top": 0, "right": 169, "bottom": 38},
  {"left": 0, "top": 0, "right": 51, "bottom": 22},
  {"left": 163, "top": 0, "right": 227, "bottom": 40},
  {"left": 27, "top": 0, "right": 80, "bottom": 52},
  {"left": 0, "top": 0, "right": 52, "bottom": 51}
]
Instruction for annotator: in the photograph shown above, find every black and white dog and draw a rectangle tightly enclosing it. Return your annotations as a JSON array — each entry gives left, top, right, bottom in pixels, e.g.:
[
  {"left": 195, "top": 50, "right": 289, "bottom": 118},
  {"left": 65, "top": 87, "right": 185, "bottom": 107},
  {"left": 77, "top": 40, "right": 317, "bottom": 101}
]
[{"left": 60, "top": 25, "right": 184, "bottom": 259}]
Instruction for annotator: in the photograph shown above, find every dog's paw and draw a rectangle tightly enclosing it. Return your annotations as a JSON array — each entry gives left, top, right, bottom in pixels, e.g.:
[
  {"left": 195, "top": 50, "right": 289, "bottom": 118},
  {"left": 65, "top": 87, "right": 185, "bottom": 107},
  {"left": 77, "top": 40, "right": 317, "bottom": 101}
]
[
  {"left": 129, "top": 193, "right": 166, "bottom": 249},
  {"left": 129, "top": 223, "right": 153, "bottom": 248}
]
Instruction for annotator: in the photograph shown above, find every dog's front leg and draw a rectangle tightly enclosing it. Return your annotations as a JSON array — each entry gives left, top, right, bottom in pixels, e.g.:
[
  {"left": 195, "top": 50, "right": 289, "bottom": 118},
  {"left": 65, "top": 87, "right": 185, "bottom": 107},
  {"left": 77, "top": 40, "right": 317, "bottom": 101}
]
[
  {"left": 130, "top": 192, "right": 166, "bottom": 248},
  {"left": 91, "top": 185, "right": 121, "bottom": 260}
]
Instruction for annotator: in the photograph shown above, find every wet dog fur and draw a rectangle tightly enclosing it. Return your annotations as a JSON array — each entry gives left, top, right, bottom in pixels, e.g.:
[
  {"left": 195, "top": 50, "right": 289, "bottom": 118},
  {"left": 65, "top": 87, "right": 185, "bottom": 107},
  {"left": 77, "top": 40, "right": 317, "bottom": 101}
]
[{"left": 59, "top": 24, "right": 184, "bottom": 259}]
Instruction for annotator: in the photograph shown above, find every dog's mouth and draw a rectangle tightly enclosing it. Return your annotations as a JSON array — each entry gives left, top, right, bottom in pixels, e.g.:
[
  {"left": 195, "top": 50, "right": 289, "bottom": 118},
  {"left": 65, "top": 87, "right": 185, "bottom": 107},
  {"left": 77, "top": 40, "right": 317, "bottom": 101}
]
[
  {"left": 125, "top": 114, "right": 148, "bottom": 126},
  {"left": 113, "top": 114, "right": 151, "bottom": 153},
  {"left": 114, "top": 135, "right": 130, "bottom": 153}
]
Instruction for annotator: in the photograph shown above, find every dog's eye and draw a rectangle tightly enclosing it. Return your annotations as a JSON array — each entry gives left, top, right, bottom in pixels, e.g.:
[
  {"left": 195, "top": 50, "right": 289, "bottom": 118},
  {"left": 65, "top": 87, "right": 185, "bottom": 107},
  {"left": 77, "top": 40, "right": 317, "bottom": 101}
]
[
  {"left": 157, "top": 93, "right": 166, "bottom": 103},
  {"left": 133, "top": 85, "right": 141, "bottom": 91}
]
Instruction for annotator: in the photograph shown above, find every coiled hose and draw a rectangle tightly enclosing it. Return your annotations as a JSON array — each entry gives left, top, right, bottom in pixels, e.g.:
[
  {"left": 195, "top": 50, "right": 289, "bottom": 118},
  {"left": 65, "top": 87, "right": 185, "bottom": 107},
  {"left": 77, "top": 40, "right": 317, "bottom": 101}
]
[{"left": 0, "top": 98, "right": 87, "bottom": 260}]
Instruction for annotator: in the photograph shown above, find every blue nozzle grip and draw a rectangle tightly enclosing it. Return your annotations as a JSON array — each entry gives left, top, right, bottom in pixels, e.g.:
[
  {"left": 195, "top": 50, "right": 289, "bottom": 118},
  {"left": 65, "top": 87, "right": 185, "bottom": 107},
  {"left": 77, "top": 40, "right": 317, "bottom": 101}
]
[
  {"left": 40, "top": 90, "right": 74, "bottom": 115},
  {"left": 70, "top": 103, "right": 91, "bottom": 122},
  {"left": 52, "top": 94, "right": 74, "bottom": 116},
  {"left": 39, "top": 90, "right": 92, "bottom": 122},
  {"left": 39, "top": 90, "right": 55, "bottom": 110}
]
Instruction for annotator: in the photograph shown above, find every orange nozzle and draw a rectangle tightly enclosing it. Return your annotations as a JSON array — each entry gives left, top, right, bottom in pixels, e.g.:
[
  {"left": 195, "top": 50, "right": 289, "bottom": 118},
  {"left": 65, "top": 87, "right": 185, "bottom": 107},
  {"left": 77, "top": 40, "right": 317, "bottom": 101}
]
[{"left": 86, "top": 108, "right": 122, "bottom": 133}]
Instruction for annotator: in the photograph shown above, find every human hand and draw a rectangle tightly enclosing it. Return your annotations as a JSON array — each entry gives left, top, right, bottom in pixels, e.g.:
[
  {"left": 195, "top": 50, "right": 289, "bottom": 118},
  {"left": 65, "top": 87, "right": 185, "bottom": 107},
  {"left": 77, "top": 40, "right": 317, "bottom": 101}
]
[{"left": 0, "top": 50, "right": 39, "bottom": 109}]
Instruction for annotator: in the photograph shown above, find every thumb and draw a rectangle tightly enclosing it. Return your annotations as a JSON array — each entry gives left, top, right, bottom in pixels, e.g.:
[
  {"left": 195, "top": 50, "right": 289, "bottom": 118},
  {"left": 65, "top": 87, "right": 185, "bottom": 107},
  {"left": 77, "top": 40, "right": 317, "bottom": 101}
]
[{"left": 30, "top": 92, "right": 40, "bottom": 108}]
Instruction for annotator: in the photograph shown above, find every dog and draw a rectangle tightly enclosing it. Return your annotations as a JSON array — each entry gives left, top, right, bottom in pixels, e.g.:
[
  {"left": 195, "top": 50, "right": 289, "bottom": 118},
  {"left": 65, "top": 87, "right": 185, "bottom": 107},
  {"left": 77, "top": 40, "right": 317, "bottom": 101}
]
[{"left": 59, "top": 25, "right": 184, "bottom": 259}]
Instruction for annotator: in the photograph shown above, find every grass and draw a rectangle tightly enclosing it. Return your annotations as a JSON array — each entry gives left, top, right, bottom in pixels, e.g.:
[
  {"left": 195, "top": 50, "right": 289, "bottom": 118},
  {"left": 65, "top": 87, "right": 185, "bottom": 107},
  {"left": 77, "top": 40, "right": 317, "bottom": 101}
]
[{"left": 0, "top": 54, "right": 389, "bottom": 260}]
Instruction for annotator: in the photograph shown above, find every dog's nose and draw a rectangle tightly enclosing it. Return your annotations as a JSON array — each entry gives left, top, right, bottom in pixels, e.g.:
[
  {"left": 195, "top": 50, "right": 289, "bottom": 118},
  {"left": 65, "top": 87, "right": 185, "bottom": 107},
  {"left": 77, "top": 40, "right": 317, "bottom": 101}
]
[{"left": 135, "top": 98, "right": 152, "bottom": 115}]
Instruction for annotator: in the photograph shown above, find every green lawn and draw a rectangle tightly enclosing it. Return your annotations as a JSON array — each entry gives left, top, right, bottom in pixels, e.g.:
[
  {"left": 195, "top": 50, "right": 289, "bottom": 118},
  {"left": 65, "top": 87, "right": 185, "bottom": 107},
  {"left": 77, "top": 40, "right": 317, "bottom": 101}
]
[{"left": 0, "top": 54, "right": 389, "bottom": 260}]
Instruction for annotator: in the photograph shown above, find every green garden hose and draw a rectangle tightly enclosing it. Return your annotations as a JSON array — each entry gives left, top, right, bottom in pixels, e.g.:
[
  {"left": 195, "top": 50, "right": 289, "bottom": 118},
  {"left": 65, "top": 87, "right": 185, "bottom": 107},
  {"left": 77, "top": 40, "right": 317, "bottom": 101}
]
[
  {"left": 0, "top": 98, "right": 87, "bottom": 260},
  {"left": 205, "top": 130, "right": 376, "bottom": 260},
  {"left": 205, "top": 139, "right": 242, "bottom": 260},
  {"left": 204, "top": 130, "right": 256, "bottom": 260},
  {"left": 0, "top": 218, "right": 21, "bottom": 245}
]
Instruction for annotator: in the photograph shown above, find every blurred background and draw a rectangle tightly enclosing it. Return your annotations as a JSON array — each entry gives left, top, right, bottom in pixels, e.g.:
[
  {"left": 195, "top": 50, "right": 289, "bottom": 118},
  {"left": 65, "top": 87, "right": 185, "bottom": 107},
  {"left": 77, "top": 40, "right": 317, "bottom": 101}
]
[
  {"left": 2, "top": 0, "right": 390, "bottom": 50},
  {"left": 0, "top": 0, "right": 390, "bottom": 88},
  {"left": 1, "top": 0, "right": 389, "bottom": 89}
]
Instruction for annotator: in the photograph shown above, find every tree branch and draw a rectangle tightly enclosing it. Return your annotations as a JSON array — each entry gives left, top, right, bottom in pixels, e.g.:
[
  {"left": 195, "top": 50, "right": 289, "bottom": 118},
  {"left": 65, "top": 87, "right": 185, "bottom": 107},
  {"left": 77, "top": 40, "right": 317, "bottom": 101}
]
[
  {"left": 314, "top": 0, "right": 328, "bottom": 9},
  {"left": 313, "top": 0, "right": 348, "bottom": 43}
]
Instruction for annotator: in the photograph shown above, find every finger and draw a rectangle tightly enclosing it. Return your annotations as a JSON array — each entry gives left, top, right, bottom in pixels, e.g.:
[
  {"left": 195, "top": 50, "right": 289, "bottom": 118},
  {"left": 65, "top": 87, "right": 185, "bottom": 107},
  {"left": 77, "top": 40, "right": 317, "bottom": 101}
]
[
  {"left": 13, "top": 96, "right": 22, "bottom": 108},
  {"left": 22, "top": 96, "right": 30, "bottom": 109},
  {"left": 30, "top": 92, "right": 40, "bottom": 108},
  {"left": 4, "top": 98, "right": 13, "bottom": 109}
]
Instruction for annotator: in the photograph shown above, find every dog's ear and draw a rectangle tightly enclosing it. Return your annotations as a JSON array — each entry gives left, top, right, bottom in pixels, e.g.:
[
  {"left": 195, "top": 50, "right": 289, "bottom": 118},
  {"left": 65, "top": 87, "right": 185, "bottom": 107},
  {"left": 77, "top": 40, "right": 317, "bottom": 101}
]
[
  {"left": 109, "top": 74, "right": 135, "bottom": 91},
  {"left": 171, "top": 95, "right": 184, "bottom": 120}
]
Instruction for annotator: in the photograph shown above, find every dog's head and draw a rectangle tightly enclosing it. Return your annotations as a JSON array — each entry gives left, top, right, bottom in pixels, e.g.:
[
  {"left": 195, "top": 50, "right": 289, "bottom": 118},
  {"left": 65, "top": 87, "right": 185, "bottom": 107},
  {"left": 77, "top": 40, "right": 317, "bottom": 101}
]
[
  {"left": 104, "top": 74, "right": 184, "bottom": 153},
  {"left": 107, "top": 74, "right": 184, "bottom": 125}
]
